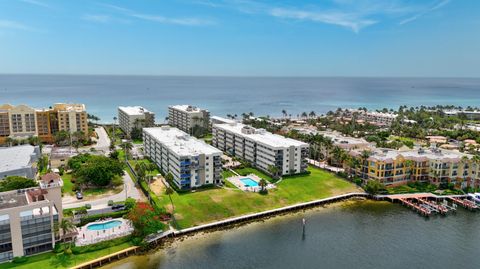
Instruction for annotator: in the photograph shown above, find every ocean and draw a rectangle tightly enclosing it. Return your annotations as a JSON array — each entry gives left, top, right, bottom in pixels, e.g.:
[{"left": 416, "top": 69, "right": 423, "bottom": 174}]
[{"left": 1, "top": 75, "right": 479, "bottom": 123}]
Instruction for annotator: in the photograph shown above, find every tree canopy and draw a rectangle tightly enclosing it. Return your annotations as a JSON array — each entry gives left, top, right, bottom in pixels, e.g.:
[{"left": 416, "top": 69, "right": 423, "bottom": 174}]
[
  {"left": 69, "top": 154, "right": 124, "bottom": 186},
  {"left": 0, "top": 176, "right": 38, "bottom": 192}
]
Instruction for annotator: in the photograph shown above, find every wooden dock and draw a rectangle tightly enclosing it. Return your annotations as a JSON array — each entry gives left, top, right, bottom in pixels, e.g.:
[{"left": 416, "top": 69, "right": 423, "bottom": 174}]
[
  {"left": 449, "top": 197, "right": 479, "bottom": 210},
  {"left": 70, "top": 246, "right": 139, "bottom": 269},
  {"left": 398, "top": 198, "right": 431, "bottom": 216}
]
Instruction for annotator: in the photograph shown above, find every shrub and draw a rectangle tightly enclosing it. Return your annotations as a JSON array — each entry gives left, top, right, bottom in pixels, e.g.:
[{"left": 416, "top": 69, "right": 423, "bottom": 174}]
[
  {"left": 79, "top": 210, "right": 128, "bottom": 226},
  {"left": 126, "top": 202, "right": 167, "bottom": 237},
  {"left": 108, "top": 200, "right": 114, "bottom": 206},
  {"left": 85, "top": 204, "right": 91, "bottom": 209},
  {"left": 12, "top": 256, "right": 28, "bottom": 264},
  {"left": 72, "top": 236, "right": 131, "bottom": 254},
  {"left": 125, "top": 197, "right": 136, "bottom": 210}
]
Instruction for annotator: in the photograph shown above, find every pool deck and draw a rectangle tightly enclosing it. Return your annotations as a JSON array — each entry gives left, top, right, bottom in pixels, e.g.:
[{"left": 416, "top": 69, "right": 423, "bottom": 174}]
[
  {"left": 76, "top": 218, "right": 134, "bottom": 246},
  {"left": 226, "top": 173, "right": 275, "bottom": 192}
]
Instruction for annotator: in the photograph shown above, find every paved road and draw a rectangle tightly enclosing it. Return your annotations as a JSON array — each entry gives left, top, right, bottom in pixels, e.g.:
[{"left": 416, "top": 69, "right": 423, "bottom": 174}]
[
  {"left": 94, "top": 126, "right": 111, "bottom": 152},
  {"left": 63, "top": 170, "right": 143, "bottom": 209}
]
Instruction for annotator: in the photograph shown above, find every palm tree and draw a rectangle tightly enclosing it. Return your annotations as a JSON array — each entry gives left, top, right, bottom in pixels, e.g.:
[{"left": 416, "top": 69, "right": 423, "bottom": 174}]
[
  {"left": 122, "top": 141, "right": 133, "bottom": 160},
  {"left": 301, "top": 112, "right": 308, "bottom": 119},
  {"left": 268, "top": 165, "right": 280, "bottom": 179},
  {"left": 28, "top": 136, "right": 41, "bottom": 146},
  {"left": 5, "top": 137, "right": 14, "bottom": 147},
  {"left": 322, "top": 137, "right": 334, "bottom": 163},
  {"left": 331, "top": 146, "right": 346, "bottom": 167},
  {"left": 404, "top": 160, "right": 415, "bottom": 181},
  {"left": 281, "top": 109, "right": 287, "bottom": 119},
  {"left": 309, "top": 111, "right": 316, "bottom": 118},
  {"left": 258, "top": 179, "right": 268, "bottom": 192},
  {"left": 346, "top": 156, "right": 360, "bottom": 178},
  {"left": 360, "top": 150, "right": 372, "bottom": 179},
  {"left": 112, "top": 117, "right": 118, "bottom": 142},
  {"left": 55, "top": 218, "right": 76, "bottom": 243}
]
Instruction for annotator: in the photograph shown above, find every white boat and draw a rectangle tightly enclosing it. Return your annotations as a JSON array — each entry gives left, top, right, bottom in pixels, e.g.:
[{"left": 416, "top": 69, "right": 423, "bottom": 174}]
[{"left": 467, "top": 193, "right": 480, "bottom": 204}]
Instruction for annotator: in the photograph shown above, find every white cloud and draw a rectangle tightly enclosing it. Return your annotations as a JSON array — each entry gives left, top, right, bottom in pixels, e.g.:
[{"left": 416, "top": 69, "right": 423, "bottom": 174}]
[
  {"left": 400, "top": 0, "right": 451, "bottom": 25},
  {"left": 81, "top": 14, "right": 130, "bottom": 24},
  {"left": 270, "top": 8, "right": 377, "bottom": 33},
  {"left": 131, "top": 14, "right": 214, "bottom": 26},
  {"left": 197, "top": 0, "right": 452, "bottom": 32},
  {"left": 18, "top": 0, "right": 50, "bottom": 9},
  {"left": 97, "top": 3, "right": 214, "bottom": 26},
  {"left": 0, "top": 20, "right": 32, "bottom": 31},
  {"left": 82, "top": 14, "right": 111, "bottom": 23}
]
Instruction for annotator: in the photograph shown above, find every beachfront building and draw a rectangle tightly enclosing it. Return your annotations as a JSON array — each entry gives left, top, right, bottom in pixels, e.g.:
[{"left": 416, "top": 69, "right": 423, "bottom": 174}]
[
  {"left": 0, "top": 103, "right": 88, "bottom": 145},
  {"left": 346, "top": 147, "right": 480, "bottom": 188},
  {"left": 338, "top": 109, "right": 398, "bottom": 127},
  {"left": 0, "top": 173, "right": 63, "bottom": 261},
  {"left": 118, "top": 106, "right": 155, "bottom": 134},
  {"left": 212, "top": 123, "right": 309, "bottom": 177},
  {"left": 54, "top": 103, "right": 88, "bottom": 135},
  {"left": 210, "top": 115, "right": 237, "bottom": 125},
  {"left": 143, "top": 126, "right": 222, "bottom": 190},
  {"left": 0, "top": 145, "right": 41, "bottom": 179},
  {"left": 168, "top": 105, "right": 210, "bottom": 136},
  {"left": 444, "top": 109, "right": 480, "bottom": 120}
]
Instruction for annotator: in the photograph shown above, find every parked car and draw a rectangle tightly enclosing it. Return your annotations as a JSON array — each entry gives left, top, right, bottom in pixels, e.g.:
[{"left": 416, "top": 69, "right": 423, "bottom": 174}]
[
  {"left": 111, "top": 204, "right": 125, "bottom": 211},
  {"left": 76, "top": 191, "right": 83, "bottom": 200}
]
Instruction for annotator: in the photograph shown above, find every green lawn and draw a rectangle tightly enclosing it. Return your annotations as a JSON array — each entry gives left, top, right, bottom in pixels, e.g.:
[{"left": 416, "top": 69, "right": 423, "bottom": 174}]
[
  {"left": 234, "top": 167, "right": 275, "bottom": 182},
  {"left": 128, "top": 159, "right": 160, "bottom": 176},
  {"left": 0, "top": 243, "right": 133, "bottom": 269},
  {"left": 61, "top": 174, "right": 74, "bottom": 195},
  {"left": 162, "top": 166, "right": 359, "bottom": 229}
]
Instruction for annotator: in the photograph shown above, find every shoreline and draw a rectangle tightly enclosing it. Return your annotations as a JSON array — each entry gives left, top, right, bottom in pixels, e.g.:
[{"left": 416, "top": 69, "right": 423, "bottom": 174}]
[{"left": 75, "top": 192, "right": 370, "bottom": 269}]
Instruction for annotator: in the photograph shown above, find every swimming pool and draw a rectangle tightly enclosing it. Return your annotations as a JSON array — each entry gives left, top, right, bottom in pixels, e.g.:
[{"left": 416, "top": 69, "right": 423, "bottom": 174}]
[
  {"left": 240, "top": 177, "right": 259, "bottom": 187},
  {"left": 87, "top": 220, "right": 122, "bottom": 231}
]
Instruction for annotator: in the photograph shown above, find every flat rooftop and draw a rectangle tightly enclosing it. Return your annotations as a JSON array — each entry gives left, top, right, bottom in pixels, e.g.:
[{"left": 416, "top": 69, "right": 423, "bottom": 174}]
[
  {"left": 319, "top": 131, "right": 369, "bottom": 146},
  {"left": 0, "top": 191, "right": 29, "bottom": 210},
  {"left": 169, "top": 105, "right": 207, "bottom": 113},
  {"left": 352, "top": 147, "right": 468, "bottom": 162},
  {"left": 215, "top": 123, "right": 308, "bottom": 148},
  {"left": 0, "top": 188, "right": 52, "bottom": 211},
  {"left": 211, "top": 116, "right": 237, "bottom": 124},
  {"left": 144, "top": 127, "right": 221, "bottom": 156},
  {"left": 0, "top": 145, "right": 38, "bottom": 173},
  {"left": 118, "top": 106, "right": 152, "bottom": 116},
  {"left": 53, "top": 103, "right": 86, "bottom": 112}
]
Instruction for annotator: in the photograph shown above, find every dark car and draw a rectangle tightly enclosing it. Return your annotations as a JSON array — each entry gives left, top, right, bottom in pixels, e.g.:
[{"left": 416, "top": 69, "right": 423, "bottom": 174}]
[
  {"left": 76, "top": 191, "right": 83, "bottom": 200},
  {"left": 112, "top": 204, "right": 125, "bottom": 211}
]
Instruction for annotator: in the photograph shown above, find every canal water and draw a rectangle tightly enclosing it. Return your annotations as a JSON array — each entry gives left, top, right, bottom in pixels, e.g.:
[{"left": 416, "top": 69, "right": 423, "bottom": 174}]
[{"left": 104, "top": 200, "right": 480, "bottom": 269}]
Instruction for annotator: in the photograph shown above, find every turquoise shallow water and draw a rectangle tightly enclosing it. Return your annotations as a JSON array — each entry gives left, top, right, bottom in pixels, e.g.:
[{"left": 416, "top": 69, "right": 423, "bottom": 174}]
[
  {"left": 87, "top": 220, "right": 122, "bottom": 231},
  {"left": 103, "top": 200, "right": 480, "bottom": 269},
  {"left": 1, "top": 75, "right": 479, "bottom": 123}
]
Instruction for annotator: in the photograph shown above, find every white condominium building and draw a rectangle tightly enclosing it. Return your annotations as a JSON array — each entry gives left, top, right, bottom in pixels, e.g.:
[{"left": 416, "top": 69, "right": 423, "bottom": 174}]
[
  {"left": 212, "top": 123, "right": 309, "bottom": 177},
  {"left": 118, "top": 106, "right": 155, "bottom": 134},
  {"left": 143, "top": 126, "right": 222, "bottom": 190},
  {"left": 0, "top": 145, "right": 41, "bottom": 179},
  {"left": 340, "top": 109, "right": 398, "bottom": 126},
  {"left": 0, "top": 173, "right": 63, "bottom": 261},
  {"left": 168, "top": 105, "right": 210, "bottom": 134}
]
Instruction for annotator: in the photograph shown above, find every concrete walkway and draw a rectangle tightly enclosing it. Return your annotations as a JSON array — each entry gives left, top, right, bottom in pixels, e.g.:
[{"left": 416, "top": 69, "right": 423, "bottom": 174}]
[{"left": 63, "top": 171, "right": 143, "bottom": 209}]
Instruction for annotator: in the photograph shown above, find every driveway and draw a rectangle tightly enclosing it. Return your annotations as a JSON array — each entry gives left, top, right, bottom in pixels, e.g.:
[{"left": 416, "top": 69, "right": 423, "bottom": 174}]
[
  {"left": 94, "top": 126, "right": 110, "bottom": 152},
  {"left": 63, "top": 170, "right": 143, "bottom": 209}
]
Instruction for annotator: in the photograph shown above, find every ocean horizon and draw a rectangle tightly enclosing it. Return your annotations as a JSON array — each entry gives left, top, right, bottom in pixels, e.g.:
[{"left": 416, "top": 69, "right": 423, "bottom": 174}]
[{"left": 1, "top": 74, "right": 480, "bottom": 123}]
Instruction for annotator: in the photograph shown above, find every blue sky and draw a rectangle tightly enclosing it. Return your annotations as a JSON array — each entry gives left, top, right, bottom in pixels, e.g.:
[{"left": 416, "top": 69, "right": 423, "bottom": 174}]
[{"left": 0, "top": 0, "right": 479, "bottom": 76}]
